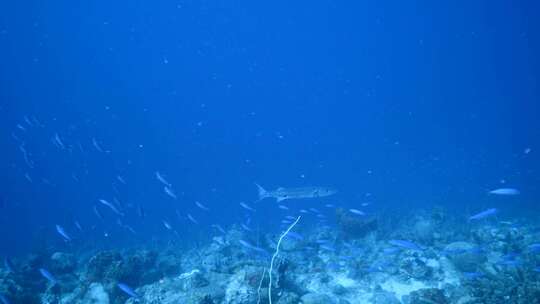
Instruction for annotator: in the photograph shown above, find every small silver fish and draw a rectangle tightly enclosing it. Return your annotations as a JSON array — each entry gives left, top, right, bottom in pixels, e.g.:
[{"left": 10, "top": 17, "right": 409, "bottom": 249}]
[{"left": 255, "top": 183, "right": 337, "bottom": 202}]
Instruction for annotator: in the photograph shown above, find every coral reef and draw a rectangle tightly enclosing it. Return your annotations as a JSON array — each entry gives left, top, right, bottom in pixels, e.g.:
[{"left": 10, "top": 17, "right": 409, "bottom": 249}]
[
  {"left": 336, "top": 208, "right": 378, "bottom": 239},
  {"left": 1, "top": 209, "right": 540, "bottom": 304}
]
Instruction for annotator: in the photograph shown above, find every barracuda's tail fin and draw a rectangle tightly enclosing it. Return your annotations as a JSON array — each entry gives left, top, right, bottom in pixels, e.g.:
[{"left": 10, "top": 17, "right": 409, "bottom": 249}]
[{"left": 254, "top": 183, "right": 270, "bottom": 202}]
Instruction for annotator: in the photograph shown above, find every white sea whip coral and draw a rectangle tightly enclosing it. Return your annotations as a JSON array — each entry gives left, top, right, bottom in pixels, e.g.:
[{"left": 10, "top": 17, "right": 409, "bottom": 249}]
[
  {"left": 268, "top": 215, "right": 301, "bottom": 304},
  {"left": 256, "top": 268, "right": 266, "bottom": 304}
]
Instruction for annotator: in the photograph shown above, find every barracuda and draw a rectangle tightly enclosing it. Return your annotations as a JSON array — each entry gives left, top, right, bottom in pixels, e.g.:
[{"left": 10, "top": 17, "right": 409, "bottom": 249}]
[{"left": 255, "top": 183, "right": 337, "bottom": 202}]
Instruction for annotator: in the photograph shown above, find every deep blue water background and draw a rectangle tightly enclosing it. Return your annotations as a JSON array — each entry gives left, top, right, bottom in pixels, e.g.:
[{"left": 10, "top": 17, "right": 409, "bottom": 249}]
[{"left": 1, "top": 0, "right": 539, "bottom": 255}]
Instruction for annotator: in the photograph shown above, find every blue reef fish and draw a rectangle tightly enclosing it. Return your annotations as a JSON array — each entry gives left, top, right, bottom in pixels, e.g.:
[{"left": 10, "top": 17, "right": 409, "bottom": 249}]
[
  {"left": 382, "top": 247, "right": 400, "bottom": 255},
  {"left": 23, "top": 115, "right": 33, "bottom": 127},
  {"left": 93, "top": 205, "right": 104, "bottom": 220},
  {"left": 137, "top": 205, "right": 146, "bottom": 219},
  {"left": 187, "top": 214, "right": 198, "bottom": 224},
  {"left": 16, "top": 123, "right": 26, "bottom": 131},
  {"left": 349, "top": 209, "right": 365, "bottom": 216},
  {"left": 528, "top": 244, "right": 540, "bottom": 253},
  {"left": 117, "top": 283, "right": 139, "bottom": 298},
  {"left": 164, "top": 186, "right": 177, "bottom": 199},
  {"left": 195, "top": 201, "right": 210, "bottom": 211},
  {"left": 155, "top": 171, "right": 171, "bottom": 187},
  {"left": 489, "top": 188, "right": 520, "bottom": 195},
  {"left": 501, "top": 252, "right": 520, "bottom": 261},
  {"left": 52, "top": 133, "right": 65, "bottom": 149},
  {"left": 469, "top": 208, "right": 498, "bottom": 220},
  {"left": 388, "top": 240, "right": 422, "bottom": 251},
  {"left": 162, "top": 220, "right": 173, "bottom": 230},
  {"left": 365, "top": 263, "right": 388, "bottom": 273},
  {"left": 0, "top": 294, "right": 10, "bottom": 304},
  {"left": 241, "top": 223, "right": 253, "bottom": 232},
  {"left": 55, "top": 225, "right": 71, "bottom": 242},
  {"left": 286, "top": 232, "right": 304, "bottom": 241},
  {"left": 497, "top": 259, "right": 523, "bottom": 267},
  {"left": 19, "top": 144, "right": 34, "bottom": 168},
  {"left": 124, "top": 225, "right": 136, "bottom": 235},
  {"left": 239, "top": 240, "right": 268, "bottom": 255},
  {"left": 116, "top": 175, "right": 126, "bottom": 184},
  {"left": 92, "top": 138, "right": 105, "bottom": 152},
  {"left": 327, "top": 262, "right": 342, "bottom": 270},
  {"left": 74, "top": 221, "right": 83, "bottom": 232},
  {"left": 4, "top": 258, "right": 14, "bottom": 272},
  {"left": 462, "top": 272, "right": 484, "bottom": 280},
  {"left": 319, "top": 244, "right": 336, "bottom": 252},
  {"left": 39, "top": 268, "right": 57, "bottom": 284},
  {"left": 98, "top": 199, "right": 124, "bottom": 216},
  {"left": 211, "top": 224, "right": 226, "bottom": 234},
  {"left": 442, "top": 248, "right": 468, "bottom": 256},
  {"left": 239, "top": 202, "right": 256, "bottom": 212},
  {"left": 316, "top": 239, "right": 331, "bottom": 244},
  {"left": 24, "top": 173, "right": 32, "bottom": 183}
]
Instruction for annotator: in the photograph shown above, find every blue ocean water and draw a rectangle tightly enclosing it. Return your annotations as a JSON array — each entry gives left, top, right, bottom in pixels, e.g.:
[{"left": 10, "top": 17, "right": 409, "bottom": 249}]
[{"left": 0, "top": 1, "right": 539, "bottom": 303}]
